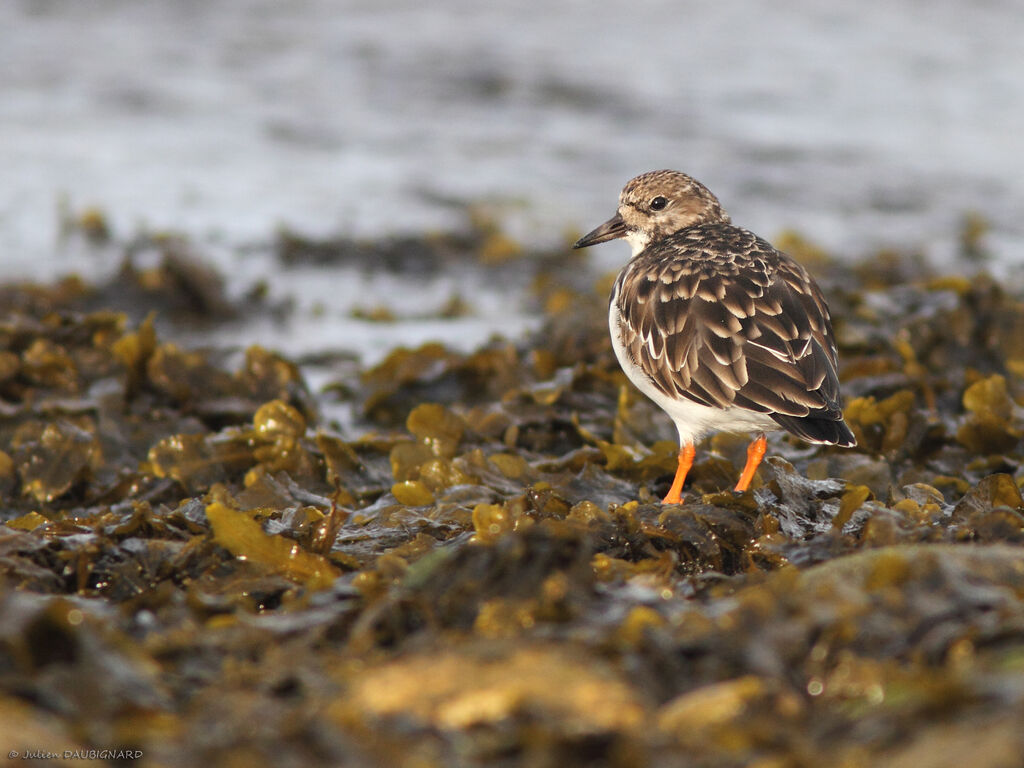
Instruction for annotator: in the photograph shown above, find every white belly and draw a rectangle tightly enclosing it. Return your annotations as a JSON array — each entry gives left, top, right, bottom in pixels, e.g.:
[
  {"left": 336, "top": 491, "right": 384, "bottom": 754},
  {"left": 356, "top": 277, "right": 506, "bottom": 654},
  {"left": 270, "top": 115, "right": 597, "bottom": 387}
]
[{"left": 608, "top": 300, "right": 777, "bottom": 446}]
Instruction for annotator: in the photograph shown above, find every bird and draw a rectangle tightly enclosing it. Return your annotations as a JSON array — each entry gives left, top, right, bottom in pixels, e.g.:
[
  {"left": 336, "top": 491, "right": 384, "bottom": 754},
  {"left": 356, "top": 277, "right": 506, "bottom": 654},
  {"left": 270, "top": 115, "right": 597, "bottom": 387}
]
[{"left": 573, "top": 170, "right": 855, "bottom": 503}]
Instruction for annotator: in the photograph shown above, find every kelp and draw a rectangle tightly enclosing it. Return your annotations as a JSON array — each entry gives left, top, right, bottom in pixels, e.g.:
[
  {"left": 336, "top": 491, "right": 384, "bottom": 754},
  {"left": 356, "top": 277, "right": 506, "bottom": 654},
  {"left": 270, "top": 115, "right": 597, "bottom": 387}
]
[{"left": 2, "top": 228, "right": 1024, "bottom": 767}]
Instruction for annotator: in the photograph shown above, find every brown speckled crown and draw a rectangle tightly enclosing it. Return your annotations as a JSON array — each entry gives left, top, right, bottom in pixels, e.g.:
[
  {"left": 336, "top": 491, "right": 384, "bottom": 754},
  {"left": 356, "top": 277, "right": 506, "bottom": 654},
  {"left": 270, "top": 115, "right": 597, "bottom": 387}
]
[{"left": 618, "top": 170, "right": 730, "bottom": 241}]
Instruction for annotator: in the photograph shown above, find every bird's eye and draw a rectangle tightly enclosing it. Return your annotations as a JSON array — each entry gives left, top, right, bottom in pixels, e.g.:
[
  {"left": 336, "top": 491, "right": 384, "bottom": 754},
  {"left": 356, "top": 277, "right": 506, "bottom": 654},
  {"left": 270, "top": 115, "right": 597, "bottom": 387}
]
[{"left": 649, "top": 196, "right": 668, "bottom": 211}]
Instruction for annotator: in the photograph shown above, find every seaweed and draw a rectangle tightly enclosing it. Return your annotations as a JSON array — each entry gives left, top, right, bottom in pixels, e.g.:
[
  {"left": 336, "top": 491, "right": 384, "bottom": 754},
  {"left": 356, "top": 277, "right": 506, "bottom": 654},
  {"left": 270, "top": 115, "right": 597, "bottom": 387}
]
[{"left": 3, "top": 228, "right": 1024, "bottom": 767}]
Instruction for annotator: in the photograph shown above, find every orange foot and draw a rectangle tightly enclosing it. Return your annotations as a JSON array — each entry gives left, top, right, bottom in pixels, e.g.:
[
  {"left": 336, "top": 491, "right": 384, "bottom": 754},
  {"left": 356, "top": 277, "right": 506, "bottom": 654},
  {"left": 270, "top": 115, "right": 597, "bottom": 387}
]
[
  {"left": 734, "top": 434, "right": 767, "bottom": 492},
  {"left": 662, "top": 442, "right": 695, "bottom": 504}
]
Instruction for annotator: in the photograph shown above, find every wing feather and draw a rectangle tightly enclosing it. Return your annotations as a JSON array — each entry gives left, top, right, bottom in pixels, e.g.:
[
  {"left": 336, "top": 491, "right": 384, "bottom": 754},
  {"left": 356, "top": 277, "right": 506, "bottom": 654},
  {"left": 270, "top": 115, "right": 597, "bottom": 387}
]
[{"left": 612, "top": 224, "right": 850, "bottom": 439}]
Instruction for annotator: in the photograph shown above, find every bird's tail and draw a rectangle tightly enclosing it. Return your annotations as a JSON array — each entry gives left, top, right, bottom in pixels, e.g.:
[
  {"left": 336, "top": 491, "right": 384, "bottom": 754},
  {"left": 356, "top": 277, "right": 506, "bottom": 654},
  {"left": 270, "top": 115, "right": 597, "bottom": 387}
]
[{"left": 771, "top": 413, "right": 857, "bottom": 447}]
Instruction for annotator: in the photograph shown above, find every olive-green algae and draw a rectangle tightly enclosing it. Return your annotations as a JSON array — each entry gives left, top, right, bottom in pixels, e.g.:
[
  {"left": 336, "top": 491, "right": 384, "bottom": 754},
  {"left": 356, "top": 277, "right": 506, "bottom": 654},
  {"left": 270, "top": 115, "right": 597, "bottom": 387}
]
[{"left": 3, "top": 230, "right": 1024, "bottom": 767}]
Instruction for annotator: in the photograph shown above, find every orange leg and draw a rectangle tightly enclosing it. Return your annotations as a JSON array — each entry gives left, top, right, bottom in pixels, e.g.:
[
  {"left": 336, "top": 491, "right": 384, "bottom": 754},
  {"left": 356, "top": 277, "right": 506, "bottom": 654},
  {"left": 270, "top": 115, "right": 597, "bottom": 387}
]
[
  {"left": 734, "top": 434, "right": 767, "bottom": 492},
  {"left": 662, "top": 443, "right": 695, "bottom": 504}
]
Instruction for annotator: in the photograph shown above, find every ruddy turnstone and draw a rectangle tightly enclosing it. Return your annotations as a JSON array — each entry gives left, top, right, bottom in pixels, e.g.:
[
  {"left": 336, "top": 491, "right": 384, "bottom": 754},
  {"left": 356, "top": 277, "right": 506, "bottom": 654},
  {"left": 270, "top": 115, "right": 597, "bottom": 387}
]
[{"left": 574, "top": 170, "right": 855, "bottom": 503}]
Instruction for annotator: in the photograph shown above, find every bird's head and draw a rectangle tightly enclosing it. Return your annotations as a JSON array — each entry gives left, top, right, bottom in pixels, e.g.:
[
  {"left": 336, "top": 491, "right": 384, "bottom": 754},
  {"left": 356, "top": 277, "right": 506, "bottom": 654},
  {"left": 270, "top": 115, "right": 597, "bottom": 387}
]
[{"left": 574, "top": 169, "right": 730, "bottom": 256}]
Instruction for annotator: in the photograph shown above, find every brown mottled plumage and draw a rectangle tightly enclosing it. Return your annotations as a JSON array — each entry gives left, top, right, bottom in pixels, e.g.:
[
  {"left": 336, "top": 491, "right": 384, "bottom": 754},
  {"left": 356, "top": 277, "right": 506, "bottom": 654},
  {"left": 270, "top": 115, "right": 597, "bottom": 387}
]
[{"left": 574, "top": 170, "right": 855, "bottom": 502}]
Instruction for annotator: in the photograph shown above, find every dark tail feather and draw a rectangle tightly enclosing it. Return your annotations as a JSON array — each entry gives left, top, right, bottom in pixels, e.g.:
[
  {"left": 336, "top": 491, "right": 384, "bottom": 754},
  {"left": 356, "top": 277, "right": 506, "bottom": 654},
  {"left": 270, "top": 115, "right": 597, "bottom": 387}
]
[{"left": 771, "top": 413, "right": 857, "bottom": 447}]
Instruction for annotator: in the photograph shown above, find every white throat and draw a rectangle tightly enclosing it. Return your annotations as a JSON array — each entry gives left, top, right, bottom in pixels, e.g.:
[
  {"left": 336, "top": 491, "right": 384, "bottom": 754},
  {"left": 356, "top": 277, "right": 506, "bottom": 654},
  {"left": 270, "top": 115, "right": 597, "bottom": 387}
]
[{"left": 624, "top": 229, "right": 650, "bottom": 257}]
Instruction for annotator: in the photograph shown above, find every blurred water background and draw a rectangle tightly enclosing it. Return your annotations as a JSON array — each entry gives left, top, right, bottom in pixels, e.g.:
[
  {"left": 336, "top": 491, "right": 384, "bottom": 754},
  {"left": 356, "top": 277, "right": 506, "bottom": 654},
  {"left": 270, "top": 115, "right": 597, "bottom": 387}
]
[{"left": 2, "top": 0, "right": 1022, "bottom": 362}]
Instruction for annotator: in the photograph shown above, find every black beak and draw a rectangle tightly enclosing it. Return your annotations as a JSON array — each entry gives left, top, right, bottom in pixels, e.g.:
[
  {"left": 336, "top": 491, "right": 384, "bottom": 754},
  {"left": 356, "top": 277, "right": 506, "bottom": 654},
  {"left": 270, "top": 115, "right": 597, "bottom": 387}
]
[{"left": 573, "top": 212, "right": 627, "bottom": 249}]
